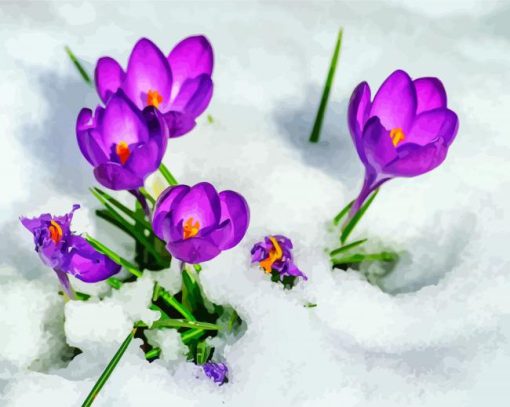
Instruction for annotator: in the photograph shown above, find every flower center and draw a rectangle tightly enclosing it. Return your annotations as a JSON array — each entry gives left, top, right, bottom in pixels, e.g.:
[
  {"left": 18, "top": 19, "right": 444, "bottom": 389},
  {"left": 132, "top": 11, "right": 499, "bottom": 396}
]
[
  {"left": 183, "top": 217, "right": 200, "bottom": 240},
  {"left": 147, "top": 89, "right": 163, "bottom": 108},
  {"left": 390, "top": 128, "right": 405, "bottom": 147},
  {"left": 115, "top": 141, "right": 131, "bottom": 165},
  {"left": 259, "top": 236, "right": 283, "bottom": 273},
  {"left": 48, "top": 220, "right": 63, "bottom": 244}
]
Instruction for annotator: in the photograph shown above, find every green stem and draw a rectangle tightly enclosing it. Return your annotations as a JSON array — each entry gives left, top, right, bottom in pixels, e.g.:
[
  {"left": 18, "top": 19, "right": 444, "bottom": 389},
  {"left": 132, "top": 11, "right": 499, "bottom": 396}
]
[
  {"left": 159, "top": 163, "right": 178, "bottom": 186},
  {"left": 81, "top": 327, "right": 137, "bottom": 406}
]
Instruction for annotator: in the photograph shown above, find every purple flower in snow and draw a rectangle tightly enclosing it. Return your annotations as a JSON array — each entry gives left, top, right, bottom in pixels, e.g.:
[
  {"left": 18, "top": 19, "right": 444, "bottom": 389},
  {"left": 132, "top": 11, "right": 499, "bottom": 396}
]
[
  {"left": 76, "top": 89, "right": 168, "bottom": 191},
  {"left": 251, "top": 235, "right": 307, "bottom": 281},
  {"left": 347, "top": 69, "right": 459, "bottom": 218},
  {"left": 152, "top": 182, "right": 250, "bottom": 264},
  {"left": 203, "top": 361, "right": 228, "bottom": 385},
  {"left": 20, "top": 205, "right": 120, "bottom": 298},
  {"left": 95, "top": 36, "right": 213, "bottom": 138}
]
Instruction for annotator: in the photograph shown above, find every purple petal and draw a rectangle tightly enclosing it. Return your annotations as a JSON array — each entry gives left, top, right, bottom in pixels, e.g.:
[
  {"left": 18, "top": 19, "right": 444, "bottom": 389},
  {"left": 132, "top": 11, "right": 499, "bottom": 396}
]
[
  {"left": 384, "top": 140, "right": 448, "bottom": 177},
  {"left": 209, "top": 191, "right": 249, "bottom": 250},
  {"left": 168, "top": 35, "right": 214, "bottom": 101},
  {"left": 76, "top": 108, "right": 109, "bottom": 166},
  {"left": 170, "top": 75, "right": 213, "bottom": 118},
  {"left": 65, "top": 236, "right": 121, "bottom": 282},
  {"left": 95, "top": 57, "right": 125, "bottom": 104},
  {"left": 125, "top": 38, "right": 173, "bottom": 110},
  {"left": 152, "top": 185, "right": 190, "bottom": 240},
  {"left": 166, "top": 237, "right": 221, "bottom": 264},
  {"left": 414, "top": 77, "right": 447, "bottom": 115},
  {"left": 124, "top": 141, "right": 160, "bottom": 178},
  {"left": 163, "top": 111, "right": 196, "bottom": 138},
  {"left": 360, "top": 117, "right": 397, "bottom": 174},
  {"left": 101, "top": 91, "right": 149, "bottom": 149},
  {"left": 370, "top": 70, "right": 417, "bottom": 133},
  {"left": 348, "top": 81, "right": 371, "bottom": 146},
  {"left": 172, "top": 182, "right": 221, "bottom": 231},
  {"left": 94, "top": 162, "right": 143, "bottom": 191},
  {"left": 407, "top": 108, "right": 458, "bottom": 146}
]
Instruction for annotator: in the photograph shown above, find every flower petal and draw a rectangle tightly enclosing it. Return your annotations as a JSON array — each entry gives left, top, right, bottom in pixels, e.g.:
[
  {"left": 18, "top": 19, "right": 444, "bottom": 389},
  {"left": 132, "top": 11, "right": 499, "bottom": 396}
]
[
  {"left": 170, "top": 74, "right": 213, "bottom": 118},
  {"left": 124, "top": 38, "right": 173, "bottom": 110},
  {"left": 414, "top": 77, "right": 447, "bottom": 115},
  {"left": 125, "top": 141, "right": 160, "bottom": 179},
  {"left": 166, "top": 237, "right": 221, "bottom": 264},
  {"left": 163, "top": 111, "right": 196, "bottom": 138},
  {"left": 370, "top": 70, "right": 417, "bottom": 132},
  {"left": 384, "top": 140, "right": 448, "bottom": 177},
  {"left": 407, "top": 108, "right": 458, "bottom": 146},
  {"left": 168, "top": 35, "right": 214, "bottom": 101},
  {"left": 76, "top": 108, "right": 109, "bottom": 166},
  {"left": 361, "top": 116, "right": 397, "bottom": 174},
  {"left": 94, "top": 162, "right": 143, "bottom": 191},
  {"left": 348, "top": 82, "right": 371, "bottom": 160},
  {"left": 95, "top": 57, "right": 125, "bottom": 104},
  {"left": 152, "top": 185, "right": 190, "bottom": 239}
]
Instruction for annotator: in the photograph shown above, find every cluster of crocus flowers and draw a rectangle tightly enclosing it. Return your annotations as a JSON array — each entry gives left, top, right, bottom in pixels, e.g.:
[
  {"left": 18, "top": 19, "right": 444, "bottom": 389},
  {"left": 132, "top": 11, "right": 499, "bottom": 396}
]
[
  {"left": 251, "top": 235, "right": 306, "bottom": 287},
  {"left": 20, "top": 205, "right": 120, "bottom": 298},
  {"left": 202, "top": 361, "right": 228, "bottom": 385},
  {"left": 94, "top": 36, "right": 214, "bottom": 137},
  {"left": 152, "top": 182, "right": 250, "bottom": 264},
  {"left": 346, "top": 69, "right": 459, "bottom": 220}
]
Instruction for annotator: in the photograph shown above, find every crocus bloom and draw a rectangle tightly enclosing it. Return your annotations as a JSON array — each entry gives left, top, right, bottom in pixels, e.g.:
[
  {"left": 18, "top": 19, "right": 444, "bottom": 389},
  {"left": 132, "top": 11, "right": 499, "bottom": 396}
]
[
  {"left": 203, "top": 362, "right": 228, "bottom": 385},
  {"left": 76, "top": 89, "right": 168, "bottom": 191},
  {"left": 20, "top": 205, "right": 120, "bottom": 298},
  {"left": 95, "top": 36, "right": 213, "bottom": 137},
  {"left": 152, "top": 182, "right": 250, "bottom": 264},
  {"left": 251, "top": 235, "right": 307, "bottom": 280},
  {"left": 347, "top": 69, "right": 459, "bottom": 217}
]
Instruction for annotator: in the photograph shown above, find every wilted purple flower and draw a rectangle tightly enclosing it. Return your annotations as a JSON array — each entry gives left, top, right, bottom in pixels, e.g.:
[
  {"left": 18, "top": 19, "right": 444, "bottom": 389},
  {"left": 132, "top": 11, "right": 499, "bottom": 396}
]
[
  {"left": 76, "top": 89, "right": 168, "bottom": 191},
  {"left": 152, "top": 182, "right": 250, "bottom": 264},
  {"left": 203, "top": 361, "right": 228, "bottom": 385},
  {"left": 347, "top": 69, "right": 459, "bottom": 217},
  {"left": 95, "top": 36, "right": 213, "bottom": 138},
  {"left": 20, "top": 205, "right": 120, "bottom": 298},
  {"left": 251, "top": 235, "right": 307, "bottom": 280}
]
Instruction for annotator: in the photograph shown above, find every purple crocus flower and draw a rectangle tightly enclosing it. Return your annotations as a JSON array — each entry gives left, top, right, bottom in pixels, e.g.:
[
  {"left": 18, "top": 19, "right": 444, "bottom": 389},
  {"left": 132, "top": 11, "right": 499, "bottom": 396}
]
[
  {"left": 203, "top": 361, "right": 228, "bottom": 385},
  {"left": 20, "top": 205, "right": 120, "bottom": 298},
  {"left": 76, "top": 89, "right": 168, "bottom": 191},
  {"left": 347, "top": 69, "right": 459, "bottom": 217},
  {"left": 152, "top": 182, "right": 250, "bottom": 264},
  {"left": 251, "top": 235, "right": 307, "bottom": 280},
  {"left": 94, "top": 36, "right": 213, "bottom": 138}
]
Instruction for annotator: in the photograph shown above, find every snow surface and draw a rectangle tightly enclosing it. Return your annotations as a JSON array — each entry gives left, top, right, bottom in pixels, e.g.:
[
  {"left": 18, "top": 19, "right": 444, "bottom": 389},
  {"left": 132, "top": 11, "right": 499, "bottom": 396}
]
[{"left": 1, "top": 0, "right": 510, "bottom": 405}]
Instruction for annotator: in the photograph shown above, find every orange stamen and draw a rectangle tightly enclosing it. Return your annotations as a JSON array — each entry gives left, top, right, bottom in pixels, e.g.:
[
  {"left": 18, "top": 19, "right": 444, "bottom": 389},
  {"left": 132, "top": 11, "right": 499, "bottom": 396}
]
[
  {"left": 259, "top": 236, "right": 283, "bottom": 273},
  {"left": 183, "top": 217, "right": 200, "bottom": 239},
  {"left": 115, "top": 141, "right": 131, "bottom": 165},
  {"left": 390, "top": 128, "right": 405, "bottom": 147},
  {"left": 48, "top": 220, "right": 63, "bottom": 244},
  {"left": 147, "top": 89, "right": 163, "bottom": 108}
]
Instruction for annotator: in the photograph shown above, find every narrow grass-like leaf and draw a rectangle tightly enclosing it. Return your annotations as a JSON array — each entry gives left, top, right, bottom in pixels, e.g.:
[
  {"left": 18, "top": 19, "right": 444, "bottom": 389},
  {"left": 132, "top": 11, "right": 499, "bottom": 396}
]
[
  {"left": 81, "top": 327, "right": 137, "bottom": 407},
  {"left": 139, "top": 187, "right": 156, "bottom": 205},
  {"left": 145, "top": 347, "right": 161, "bottom": 360},
  {"left": 85, "top": 235, "right": 142, "bottom": 278},
  {"left": 196, "top": 341, "right": 211, "bottom": 365},
  {"left": 330, "top": 238, "right": 368, "bottom": 257},
  {"left": 309, "top": 28, "right": 343, "bottom": 143},
  {"left": 106, "top": 277, "right": 122, "bottom": 290},
  {"left": 96, "top": 209, "right": 133, "bottom": 237},
  {"left": 159, "top": 163, "right": 178, "bottom": 186},
  {"left": 333, "top": 200, "right": 354, "bottom": 225},
  {"left": 332, "top": 251, "right": 398, "bottom": 266},
  {"left": 151, "top": 319, "right": 220, "bottom": 331},
  {"left": 181, "top": 328, "right": 205, "bottom": 344},
  {"left": 65, "top": 46, "right": 92, "bottom": 86},
  {"left": 341, "top": 189, "right": 379, "bottom": 244},
  {"left": 158, "top": 286, "right": 196, "bottom": 321}
]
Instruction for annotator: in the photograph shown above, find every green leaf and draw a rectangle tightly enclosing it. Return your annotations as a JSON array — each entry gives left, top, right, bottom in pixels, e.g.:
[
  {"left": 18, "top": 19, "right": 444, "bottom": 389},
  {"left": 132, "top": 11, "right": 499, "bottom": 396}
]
[
  {"left": 139, "top": 187, "right": 156, "bottom": 205},
  {"left": 309, "top": 28, "right": 343, "bottom": 143},
  {"left": 145, "top": 347, "right": 161, "bottom": 360},
  {"left": 330, "top": 239, "right": 368, "bottom": 257},
  {"left": 181, "top": 328, "right": 205, "bottom": 344},
  {"left": 159, "top": 163, "right": 178, "bottom": 186},
  {"left": 151, "top": 319, "right": 220, "bottom": 331},
  {"left": 333, "top": 200, "right": 354, "bottom": 226},
  {"left": 85, "top": 235, "right": 143, "bottom": 278},
  {"left": 341, "top": 189, "right": 379, "bottom": 244},
  {"left": 65, "top": 46, "right": 92, "bottom": 86},
  {"left": 81, "top": 327, "right": 137, "bottom": 407},
  {"left": 106, "top": 277, "right": 122, "bottom": 290},
  {"left": 196, "top": 341, "right": 211, "bottom": 365},
  {"left": 331, "top": 251, "right": 398, "bottom": 266},
  {"left": 157, "top": 286, "right": 196, "bottom": 321}
]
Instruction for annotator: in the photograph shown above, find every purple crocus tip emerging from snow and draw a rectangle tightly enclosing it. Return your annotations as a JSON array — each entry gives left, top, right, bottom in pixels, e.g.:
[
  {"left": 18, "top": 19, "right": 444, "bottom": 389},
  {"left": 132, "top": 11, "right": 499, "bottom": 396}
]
[
  {"left": 152, "top": 182, "right": 250, "bottom": 264},
  {"left": 94, "top": 36, "right": 214, "bottom": 138},
  {"left": 20, "top": 205, "right": 120, "bottom": 298},
  {"left": 203, "top": 362, "right": 228, "bottom": 385},
  {"left": 347, "top": 69, "right": 459, "bottom": 216},
  {"left": 251, "top": 235, "right": 307, "bottom": 281},
  {"left": 76, "top": 89, "right": 169, "bottom": 191}
]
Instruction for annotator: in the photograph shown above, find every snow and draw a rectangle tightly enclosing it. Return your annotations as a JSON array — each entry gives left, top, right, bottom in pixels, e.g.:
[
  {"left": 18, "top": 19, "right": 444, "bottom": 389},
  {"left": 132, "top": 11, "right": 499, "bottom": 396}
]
[{"left": 1, "top": 0, "right": 510, "bottom": 405}]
